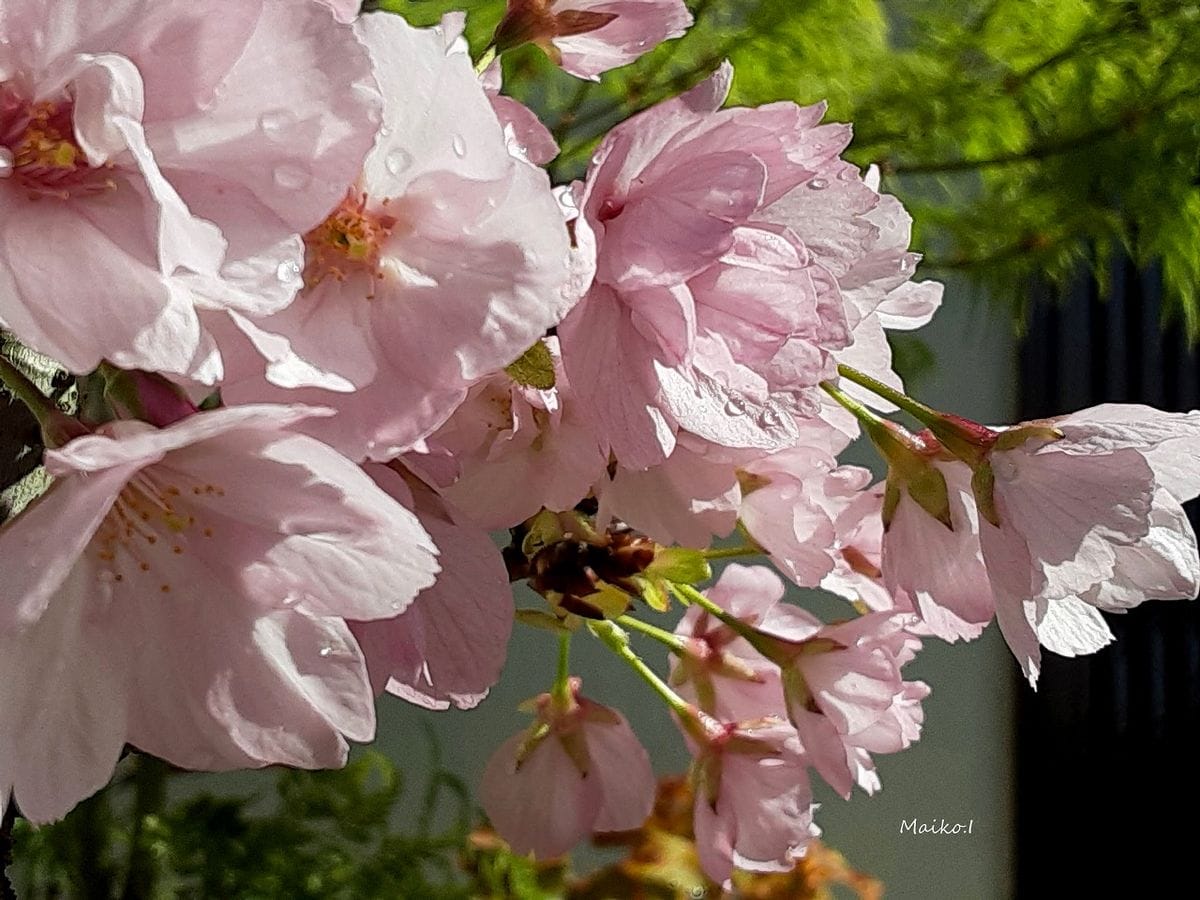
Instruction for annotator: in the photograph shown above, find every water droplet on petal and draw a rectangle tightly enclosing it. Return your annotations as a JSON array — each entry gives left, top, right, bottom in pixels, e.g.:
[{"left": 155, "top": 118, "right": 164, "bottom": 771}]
[
  {"left": 523, "top": 247, "right": 540, "bottom": 266},
  {"left": 273, "top": 164, "right": 311, "bottom": 190},
  {"left": 258, "top": 110, "right": 293, "bottom": 135},
  {"left": 993, "top": 455, "right": 1018, "bottom": 481},
  {"left": 758, "top": 407, "right": 783, "bottom": 428},
  {"left": 807, "top": 177, "right": 829, "bottom": 190},
  {"left": 559, "top": 190, "right": 577, "bottom": 211},
  {"left": 318, "top": 644, "right": 335, "bottom": 658},
  {"left": 385, "top": 148, "right": 412, "bottom": 176},
  {"left": 451, "top": 133, "right": 466, "bottom": 158},
  {"left": 276, "top": 260, "right": 301, "bottom": 284},
  {"left": 898, "top": 255, "right": 914, "bottom": 274},
  {"left": 724, "top": 397, "right": 748, "bottom": 416},
  {"left": 0, "top": 147, "right": 13, "bottom": 178}
]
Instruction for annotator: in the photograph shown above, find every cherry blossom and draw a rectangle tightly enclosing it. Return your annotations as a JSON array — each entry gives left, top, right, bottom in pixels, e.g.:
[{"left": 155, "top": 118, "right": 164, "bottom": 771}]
[
  {"left": 411, "top": 338, "right": 607, "bottom": 530},
  {"left": 0, "top": 0, "right": 380, "bottom": 382},
  {"left": 561, "top": 63, "right": 938, "bottom": 472},
  {"left": 350, "top": 465, "right": 514, "bottom": 710},
  {"left": 0, "top": 404, "right": 438, "bottom": 822},
  {"left": 222, "top": 12, "right": 574, "bottom": 459},
  {"left": 480, "top": 678, "right": 655, "bottom": 857},
  {"left": 494, "top": 0, "right": 694, "bottom": 80},
  {"left": 682, "top": 713, "right": 818, "bottom": 887}
]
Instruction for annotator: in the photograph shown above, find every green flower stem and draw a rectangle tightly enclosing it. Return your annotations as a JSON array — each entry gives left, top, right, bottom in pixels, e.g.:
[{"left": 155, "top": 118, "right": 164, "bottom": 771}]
[
  {"left": 819, "top": 379, "right": 889, "bottom": 430},
  {"left": 669, "top": 582, "right": 779, "bottom": 661},
  {"left": 552, "top": 632, "right": 572, "bottom": 707},
  {"left": 834, "top": 363, "right": 942, "bottom": 429},
  {"left": 701, "top": 543, "right": 763, "bottom": 561},
  {"left": 616, "top": 614, "right": 688, "bottom": 652},
  {"left": 589, "top": 620, "right": 692, "bottom": 717}
]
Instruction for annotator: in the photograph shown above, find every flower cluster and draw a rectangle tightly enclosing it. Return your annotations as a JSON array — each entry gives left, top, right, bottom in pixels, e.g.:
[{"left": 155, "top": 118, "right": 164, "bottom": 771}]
[{"left": 1, "top": 0, "right": 1197, "bottom": 887}]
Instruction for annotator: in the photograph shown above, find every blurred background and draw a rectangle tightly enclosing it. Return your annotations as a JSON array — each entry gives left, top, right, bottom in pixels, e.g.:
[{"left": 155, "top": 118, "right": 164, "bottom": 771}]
[{"left": 3, "top": 0, "right": 1199, "bottom": 896}]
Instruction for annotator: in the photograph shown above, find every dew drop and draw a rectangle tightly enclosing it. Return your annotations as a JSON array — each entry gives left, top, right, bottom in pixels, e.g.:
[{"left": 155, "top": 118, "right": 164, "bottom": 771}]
[
  {"left": 451, "top": 133, "right": 466, "bottom": 158},
  {"left": 898, "top": 255, "right": 914, "bottom": 274},
  {"left": 258, "top": 109, "right": 293, "bottom": 135},
  {"left": 276, "top": 259, "right": 301, "bottom": 284},
  {"left": 0, "top": 147, "right": 13, "bottom": 179},
  {"left": 758, "top": 407, "right": 783, "bottom": 428},
  {"left": 993, "top": 455, "right": 1018, "bottom": 481},
  {"left": 724, "top": 397, "right": 748, "bottom": 417},
  {"left": 559, "top": 190, "right": 578, "bottom": 211},
  {"left": 385, "top": 148, "right": 412, "bottom": 176},
  {"left": 273, "top": 164, "right": 311, "bottom": 190},
  {"left": 807, "top": 177, "right": 829, "bottom": 190},
  {"left": 318, "top": 644, "right": 335, "bottom": 658}
]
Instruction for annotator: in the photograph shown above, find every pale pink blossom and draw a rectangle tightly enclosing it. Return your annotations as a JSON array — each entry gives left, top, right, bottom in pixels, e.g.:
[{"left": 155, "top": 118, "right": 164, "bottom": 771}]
[
  {"left": 595, "top": 439, "right": 743, "bottom": 547},
  {"left": 683, "top": 714, "right": 817, "bottom": 887},
  {"left": 561, "top": 64, "right": 937, "bottom": 471},
  {"left": 0, "top": 0, "right": 380, "bottom": 382},
  {"left": 222, "top": 13, "right": 574, "bottom": 459},
  {"left": 671, "top": 566, "right": 789, "bottom": 723},
  {"left": 0, "top": 404, "right": 439, "bottom": 822},
  {"left": 877, "top": 404, "right": 1200, "bottom": 684},
  {"left": 495, "top": 0, "right": 693, "bottom": 80},
  {"left": 480, "top": 679, "right": 654, "bottom": 857},
  {"left": 813, "top": 475, "right": 902, "bottom": 614},
  {"left": 318, "top": 0, "right": 361, "bottom": 23},
  {"left": 781, "top": 164, "right": 943, "bottom": 436},
  {"left": 777, "top": 614, "right": 928, "bottom": 797},
  {"left": 688, "top": 566, "right": 927, "bottom": 797},
  {"left": 978, "top": 406, "right": 1200, "bottom": 683},
  {"left": 882, "top": 459, "right": 994, "bottom": 642},
  {"left": 481, "top": 61, "right": 559, "bottom": 166},
  {"left": 411, "top": 338, "right": 607, "bottom": 529},
  {"left": 350, "top": 465, "right": 513, "bottom": 710},
  {"left": 738, "top": 446, "right": 842, "bottom": 588}
]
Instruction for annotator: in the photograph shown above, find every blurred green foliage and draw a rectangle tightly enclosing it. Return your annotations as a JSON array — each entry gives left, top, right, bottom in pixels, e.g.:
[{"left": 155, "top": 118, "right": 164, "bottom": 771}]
[
  {"left": 4, "top": 757, "right": 878, "bottom": 900},
  {"left": 8, "top": 751, "right": 474, "bottom": 899},
  {"left": 375, "top": 0, "right": 1200, "bottom": 336}
]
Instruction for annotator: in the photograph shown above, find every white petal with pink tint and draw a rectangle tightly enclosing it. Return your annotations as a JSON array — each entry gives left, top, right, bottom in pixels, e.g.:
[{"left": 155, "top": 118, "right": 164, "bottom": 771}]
[
  {"left": 352, "top": 467, "right": 513, "bottom": 710},
  {"left": 480, "top": 731, "right": 602, "bottom": 858}
]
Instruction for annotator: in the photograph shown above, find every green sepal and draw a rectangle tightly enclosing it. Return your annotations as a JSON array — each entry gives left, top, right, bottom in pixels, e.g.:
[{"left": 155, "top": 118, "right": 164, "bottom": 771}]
[
  {"left": 581, "top": 582, "right": 633, "bottom": 620},
  {"left": 521, "top": 509, "right": 563, "bottom": 557},
  {"left": 906, "top": 463, "right": 953, "bottom": 530},
  {"left": 971, "top": 461, "right": 1002, "bottom": 527},
  {"left": 514, "top": 608, "right": 575, "bottom": 634},
  {"left": 631, "top": 575, "right": 671, "bottom": 612},
  {"left": 646, "top": 547, "right": 712, "bottom": 585},
  {"left": 504, "top": 339, "right": 556, "bottom": 390}
]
